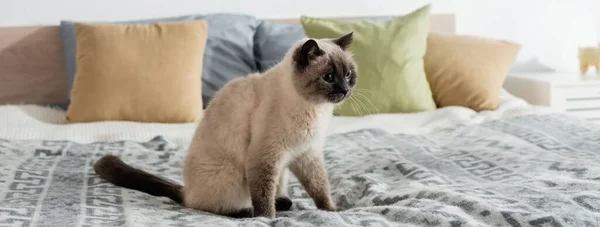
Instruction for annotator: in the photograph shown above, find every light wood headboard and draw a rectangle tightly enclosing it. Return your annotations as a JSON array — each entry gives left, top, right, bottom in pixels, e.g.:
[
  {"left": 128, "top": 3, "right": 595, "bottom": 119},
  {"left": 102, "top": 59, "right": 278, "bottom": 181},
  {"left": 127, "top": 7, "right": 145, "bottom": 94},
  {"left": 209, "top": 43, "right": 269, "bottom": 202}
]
[{"left": 0, "top": 14, "right": 455, "bottom": 106}]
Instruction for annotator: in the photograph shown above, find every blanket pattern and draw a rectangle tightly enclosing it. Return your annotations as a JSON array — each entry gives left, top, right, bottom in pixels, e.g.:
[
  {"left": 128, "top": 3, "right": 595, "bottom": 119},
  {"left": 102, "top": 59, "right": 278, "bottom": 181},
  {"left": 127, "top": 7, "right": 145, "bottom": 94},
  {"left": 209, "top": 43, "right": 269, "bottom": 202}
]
[{"left": 1, "top": 113, "right": 600, "bottom": 226}]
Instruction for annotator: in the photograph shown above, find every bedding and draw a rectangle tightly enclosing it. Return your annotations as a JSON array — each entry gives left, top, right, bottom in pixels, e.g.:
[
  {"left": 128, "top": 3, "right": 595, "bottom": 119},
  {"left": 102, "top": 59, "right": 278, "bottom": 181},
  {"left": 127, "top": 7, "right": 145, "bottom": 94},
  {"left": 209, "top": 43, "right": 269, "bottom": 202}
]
[
  {"left": 1, "top": 89, "right": 588, "bottom": 227},
  {"left": 0, "top": 89, "right": 549, "bottom": 144},
  {"left": 0, "top": 92, "right": 599, "bottom": 226}
]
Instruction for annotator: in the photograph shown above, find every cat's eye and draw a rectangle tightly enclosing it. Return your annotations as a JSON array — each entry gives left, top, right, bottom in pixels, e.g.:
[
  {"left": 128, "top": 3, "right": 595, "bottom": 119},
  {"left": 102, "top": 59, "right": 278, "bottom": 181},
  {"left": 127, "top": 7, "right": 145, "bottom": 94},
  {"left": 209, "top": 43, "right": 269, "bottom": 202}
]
[
  {"left": 345, "top": 70, "right": 352, "bottom": 78},
  {"left": 322, "top": 73, "right": 334, "bottom": 83}
]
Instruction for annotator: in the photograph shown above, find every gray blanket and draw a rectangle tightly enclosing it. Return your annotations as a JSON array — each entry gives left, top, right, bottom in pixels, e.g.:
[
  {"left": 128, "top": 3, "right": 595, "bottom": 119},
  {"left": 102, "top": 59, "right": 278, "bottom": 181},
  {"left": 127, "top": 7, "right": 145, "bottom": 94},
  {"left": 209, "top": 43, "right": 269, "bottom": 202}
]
[{"left": 1, "top": 113, "right": 600, "bottom": 227}]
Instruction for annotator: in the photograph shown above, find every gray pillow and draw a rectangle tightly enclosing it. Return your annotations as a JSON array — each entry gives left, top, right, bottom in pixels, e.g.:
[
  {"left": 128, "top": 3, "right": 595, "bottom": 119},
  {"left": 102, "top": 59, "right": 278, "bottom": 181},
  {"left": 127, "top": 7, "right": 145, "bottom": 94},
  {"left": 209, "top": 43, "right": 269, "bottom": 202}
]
[
  {"left": 253, "top": 21, "right": 305, "bottom": 72},
  {"left": 60, "top": 13, "right": 260, "bottom": 108}
]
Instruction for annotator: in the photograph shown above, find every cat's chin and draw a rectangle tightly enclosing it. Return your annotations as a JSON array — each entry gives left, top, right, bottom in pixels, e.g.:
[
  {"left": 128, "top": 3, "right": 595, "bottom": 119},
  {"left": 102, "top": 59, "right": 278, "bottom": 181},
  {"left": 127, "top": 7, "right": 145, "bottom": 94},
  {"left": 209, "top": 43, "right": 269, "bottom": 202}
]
[
  {"left": 326, "top": 98, "right": 345, "bottom": 104},
  {"left": 327, "top": 98, "right": 349, "bottom": 105}
]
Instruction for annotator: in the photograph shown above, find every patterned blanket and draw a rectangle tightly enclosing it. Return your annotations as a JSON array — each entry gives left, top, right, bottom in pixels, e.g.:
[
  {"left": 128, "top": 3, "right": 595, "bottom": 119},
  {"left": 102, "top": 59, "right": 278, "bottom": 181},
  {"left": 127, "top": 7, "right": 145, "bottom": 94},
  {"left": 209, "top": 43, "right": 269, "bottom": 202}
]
[{"left": 1, "top": 113, "right": 600, "bottom": 227}]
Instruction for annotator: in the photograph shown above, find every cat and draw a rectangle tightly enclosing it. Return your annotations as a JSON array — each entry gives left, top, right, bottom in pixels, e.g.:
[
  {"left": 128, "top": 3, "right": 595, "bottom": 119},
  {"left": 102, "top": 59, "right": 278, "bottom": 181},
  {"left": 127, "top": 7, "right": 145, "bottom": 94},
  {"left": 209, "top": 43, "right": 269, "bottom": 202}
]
[{"left": 93, "top": 32, "right": 358, "bottom": 218}]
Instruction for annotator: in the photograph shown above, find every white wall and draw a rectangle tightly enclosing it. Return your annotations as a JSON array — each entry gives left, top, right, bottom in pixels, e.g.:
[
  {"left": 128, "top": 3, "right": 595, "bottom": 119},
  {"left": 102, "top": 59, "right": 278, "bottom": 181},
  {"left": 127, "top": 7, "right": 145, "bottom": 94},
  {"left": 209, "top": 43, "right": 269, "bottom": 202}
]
[
  {"left": 455, "top": 0, "right": 599, "bottom": 74},
  {"left": 1, "top": 0, "right": 599, "bottom": 73},
  {"left": 0, "top": 0, "right": 456, "bottom": 24}
]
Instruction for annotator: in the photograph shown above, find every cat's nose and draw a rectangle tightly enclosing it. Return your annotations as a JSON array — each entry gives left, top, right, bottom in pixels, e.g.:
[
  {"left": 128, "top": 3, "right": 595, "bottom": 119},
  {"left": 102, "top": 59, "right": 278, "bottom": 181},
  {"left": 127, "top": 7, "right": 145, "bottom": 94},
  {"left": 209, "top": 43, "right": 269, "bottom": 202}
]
[
  {"left": 335, "top": 85, "right": 350, "bottom": 96},
  {"left": 340, "top": 89, "right": 350, "bottom": 96}
]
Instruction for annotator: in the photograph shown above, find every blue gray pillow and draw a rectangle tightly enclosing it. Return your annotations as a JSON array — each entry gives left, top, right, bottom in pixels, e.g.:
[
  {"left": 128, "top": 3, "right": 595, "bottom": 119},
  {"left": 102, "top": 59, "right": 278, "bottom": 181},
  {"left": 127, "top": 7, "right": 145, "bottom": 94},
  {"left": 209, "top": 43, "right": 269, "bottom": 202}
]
[
  {"left": 60, "top": 13, "right": 260, "bottom": 108},
  {"left": 253, "top": 21, "right": 305, "bottom": 72}
]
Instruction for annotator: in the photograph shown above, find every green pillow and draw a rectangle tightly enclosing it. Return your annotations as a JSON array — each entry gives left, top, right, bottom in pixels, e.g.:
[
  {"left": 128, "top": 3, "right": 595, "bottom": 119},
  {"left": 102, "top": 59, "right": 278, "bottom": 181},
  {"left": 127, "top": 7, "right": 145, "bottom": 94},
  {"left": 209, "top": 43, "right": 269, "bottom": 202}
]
[{"left": 300, "top": 4, "right": 437, "bottom": 116}]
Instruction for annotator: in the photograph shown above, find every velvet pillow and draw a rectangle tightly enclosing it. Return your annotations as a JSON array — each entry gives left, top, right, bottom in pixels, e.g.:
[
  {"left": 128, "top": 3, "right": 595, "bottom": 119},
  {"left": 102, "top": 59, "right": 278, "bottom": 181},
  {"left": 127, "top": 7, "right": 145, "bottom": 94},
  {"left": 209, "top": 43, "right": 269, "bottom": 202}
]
[
  {"left": 301, "top": 5, "right": 437, "bottom": 116},
  {"left": 66, "top": 21, "right": 208, "bottom": 123},
  {"left": 424, "top": 32, "right": 521, "bottom": 111}
]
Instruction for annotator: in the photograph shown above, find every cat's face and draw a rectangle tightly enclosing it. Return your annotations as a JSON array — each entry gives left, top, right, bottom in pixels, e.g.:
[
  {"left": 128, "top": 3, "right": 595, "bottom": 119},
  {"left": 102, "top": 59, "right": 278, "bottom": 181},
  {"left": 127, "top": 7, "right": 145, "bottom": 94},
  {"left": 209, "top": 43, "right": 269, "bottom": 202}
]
[{"left": 291, "top": 33, "right": 358, "bottom": 104}]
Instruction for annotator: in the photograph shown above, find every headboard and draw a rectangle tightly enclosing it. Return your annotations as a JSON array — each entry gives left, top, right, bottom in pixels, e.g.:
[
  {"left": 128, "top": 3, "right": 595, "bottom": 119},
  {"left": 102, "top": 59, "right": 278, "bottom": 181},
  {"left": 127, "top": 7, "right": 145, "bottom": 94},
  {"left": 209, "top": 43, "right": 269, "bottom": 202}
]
[
  {"left": 0, "top": 14, "right": 455, "bottom": 106},
  {"left": 269, "top": 14, "right": 455, "bottom": 33}
]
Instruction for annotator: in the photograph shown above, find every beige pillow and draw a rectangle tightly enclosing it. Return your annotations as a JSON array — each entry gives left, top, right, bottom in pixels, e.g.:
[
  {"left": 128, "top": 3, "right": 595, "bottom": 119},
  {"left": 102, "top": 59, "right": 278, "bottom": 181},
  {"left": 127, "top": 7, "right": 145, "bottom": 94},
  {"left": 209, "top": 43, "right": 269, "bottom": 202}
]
[
  {"left": 66, "top": 20, "right": 208, "bottom": 123},
  {"left": 424, "top": 32, "right": 521, "bottom": 111}
]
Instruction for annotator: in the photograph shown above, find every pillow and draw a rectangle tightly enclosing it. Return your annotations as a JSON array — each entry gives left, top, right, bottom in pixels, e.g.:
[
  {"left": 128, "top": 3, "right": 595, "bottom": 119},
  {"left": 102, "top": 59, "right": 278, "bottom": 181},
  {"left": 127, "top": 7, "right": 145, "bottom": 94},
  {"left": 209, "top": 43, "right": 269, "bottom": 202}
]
[
  {"left": 60, "top": 13, "right": 260, "bottom": 108},
  {"left": 59, "top": 14, "right": 196, "bottom": 104},
  {"left": 253, "top": 21, "right": 305, "bottom": 72},
  {"left": 66, "top": 20, "right": 208, "bottom": 123},
  {"left": 424, "top": 32, "right": 521, "bottom": 111},
  {"left": 253, "top": 17, "right": 393, "bottom": 73},
  {"left": 301, "top": 5, "right": 437, "bottom": 116}
]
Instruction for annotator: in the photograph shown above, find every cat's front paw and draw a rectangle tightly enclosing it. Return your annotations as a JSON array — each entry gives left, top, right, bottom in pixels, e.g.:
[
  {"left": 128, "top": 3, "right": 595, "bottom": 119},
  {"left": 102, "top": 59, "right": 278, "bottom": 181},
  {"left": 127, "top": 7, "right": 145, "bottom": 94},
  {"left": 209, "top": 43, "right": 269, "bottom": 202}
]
[
  {"left": 316, "top": 201, "right": 338, "bottom": 212},
  {"left": 322, "top": 205, "right": 338, "bottom": 212},
  {"left": 253, "top": 204, "right": 276, "bottom": 218},
  {"left": 275, "top": 197, "right": 293, "bottom": 211}
]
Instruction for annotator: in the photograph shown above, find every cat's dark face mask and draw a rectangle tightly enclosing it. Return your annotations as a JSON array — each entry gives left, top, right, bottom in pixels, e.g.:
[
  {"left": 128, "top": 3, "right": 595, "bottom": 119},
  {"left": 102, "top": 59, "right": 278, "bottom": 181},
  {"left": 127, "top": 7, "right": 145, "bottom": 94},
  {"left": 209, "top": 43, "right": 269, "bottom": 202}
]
[{"left": 291, "top": 32, "right": 357, "bottom": 104}]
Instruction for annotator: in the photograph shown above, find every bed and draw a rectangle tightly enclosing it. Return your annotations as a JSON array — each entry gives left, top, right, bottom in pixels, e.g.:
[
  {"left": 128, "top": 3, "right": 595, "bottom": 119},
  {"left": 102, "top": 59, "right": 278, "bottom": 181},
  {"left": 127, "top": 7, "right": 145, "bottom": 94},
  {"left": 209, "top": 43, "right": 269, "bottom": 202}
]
[{"left": 1, "top": 12, "right": 600, "bottom": 227}]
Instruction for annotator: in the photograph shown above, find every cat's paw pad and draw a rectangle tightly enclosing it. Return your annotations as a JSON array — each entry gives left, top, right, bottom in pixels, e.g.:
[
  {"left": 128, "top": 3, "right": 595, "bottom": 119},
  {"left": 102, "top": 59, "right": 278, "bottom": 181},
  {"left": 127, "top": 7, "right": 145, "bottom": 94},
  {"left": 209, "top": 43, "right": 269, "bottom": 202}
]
[{"left": 275, "top": 197, "right": 293, "bottom": 211}]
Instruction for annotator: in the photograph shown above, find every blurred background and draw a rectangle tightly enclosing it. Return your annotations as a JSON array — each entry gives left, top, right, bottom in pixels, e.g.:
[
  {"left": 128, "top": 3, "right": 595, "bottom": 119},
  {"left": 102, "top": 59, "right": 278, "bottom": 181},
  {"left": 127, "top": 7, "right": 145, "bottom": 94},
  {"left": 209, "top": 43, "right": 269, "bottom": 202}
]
[{"left": 1, "top": 0, "right": 599, "bottom": 74}]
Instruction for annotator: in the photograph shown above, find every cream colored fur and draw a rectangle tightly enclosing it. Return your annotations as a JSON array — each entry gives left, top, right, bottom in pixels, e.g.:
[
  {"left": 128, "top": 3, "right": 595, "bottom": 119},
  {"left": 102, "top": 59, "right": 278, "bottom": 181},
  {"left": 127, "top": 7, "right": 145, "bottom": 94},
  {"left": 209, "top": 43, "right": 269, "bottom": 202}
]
[{"left": 182, "top": 38, "right": 353, "bottom": 218}]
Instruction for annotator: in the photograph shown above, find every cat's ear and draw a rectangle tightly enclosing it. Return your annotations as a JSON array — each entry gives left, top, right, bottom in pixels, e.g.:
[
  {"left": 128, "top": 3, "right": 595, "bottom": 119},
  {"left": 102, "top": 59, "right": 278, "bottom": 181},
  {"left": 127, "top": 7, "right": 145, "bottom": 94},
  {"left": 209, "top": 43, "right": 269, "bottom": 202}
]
[
  {"left": 334, "top": 32, "right": 354, "bottom": 50},
  {"left": 294, "top": 39, "right": 324, "bottom": 69}
]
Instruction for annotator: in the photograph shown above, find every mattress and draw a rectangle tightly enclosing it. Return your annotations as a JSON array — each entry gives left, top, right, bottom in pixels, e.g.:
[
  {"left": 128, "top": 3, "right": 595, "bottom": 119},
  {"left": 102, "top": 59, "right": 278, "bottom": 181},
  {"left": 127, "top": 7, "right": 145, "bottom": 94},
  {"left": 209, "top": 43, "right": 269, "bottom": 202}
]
[
  {"left": 0, "top": 89, "right": 553, "bottom": 144},
  {"left": 3, "top": 90, "right": 597, "bottom": 227}
]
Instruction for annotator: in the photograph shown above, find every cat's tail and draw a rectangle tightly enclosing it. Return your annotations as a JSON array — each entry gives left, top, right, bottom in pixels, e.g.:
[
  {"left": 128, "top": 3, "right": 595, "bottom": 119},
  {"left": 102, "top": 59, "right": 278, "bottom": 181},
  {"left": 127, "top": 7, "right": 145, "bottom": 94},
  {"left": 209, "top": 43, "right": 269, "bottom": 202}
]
[{"left": 93, "top": 155, "right": 184, "bottom": 204}]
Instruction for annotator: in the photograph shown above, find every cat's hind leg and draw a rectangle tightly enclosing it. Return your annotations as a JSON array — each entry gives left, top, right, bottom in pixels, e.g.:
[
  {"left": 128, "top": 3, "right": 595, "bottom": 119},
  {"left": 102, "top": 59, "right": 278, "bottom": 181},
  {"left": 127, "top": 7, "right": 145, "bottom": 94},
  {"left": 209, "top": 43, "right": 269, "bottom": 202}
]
[
  {"left": 223, "top": 208, "right": 253, "bottom": 218},
  {"left": 275, "top": 168, "right": 292, "bottom": 211}
]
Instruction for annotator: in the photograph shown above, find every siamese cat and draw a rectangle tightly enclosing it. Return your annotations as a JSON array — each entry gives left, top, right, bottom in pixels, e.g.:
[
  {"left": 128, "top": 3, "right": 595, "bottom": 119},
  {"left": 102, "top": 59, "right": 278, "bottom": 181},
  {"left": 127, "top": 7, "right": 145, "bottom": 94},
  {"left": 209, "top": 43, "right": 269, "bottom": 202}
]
[{"left": 94, "top": 32, "right": 358, "bottom": 218}]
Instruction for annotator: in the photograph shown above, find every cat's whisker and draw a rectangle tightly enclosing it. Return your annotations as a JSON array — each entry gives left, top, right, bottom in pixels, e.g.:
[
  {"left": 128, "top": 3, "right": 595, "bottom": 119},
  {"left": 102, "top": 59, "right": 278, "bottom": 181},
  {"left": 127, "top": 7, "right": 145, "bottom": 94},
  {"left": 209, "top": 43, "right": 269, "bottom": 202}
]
[
  {"left": 348, "top": 94, "right": 364, "bottom": 115},
  {"left": 348, "top": 96, "right": 358, "bottom": 115},
  {"left": 355, "top": 91, "right": 378, "bottom": 114},
  {"left": 351, "top": 96, "right": 364, "bottom": 116},
  {"left": 355, "top": 88, "right": 375, "bottom": 96},
  {"left": 354, "top": 94, "right": 371, "bottom": 115},
  {"left": 349, "top": 96, "right": 362, "bottom": 116},
  {"left": 353, "top": 92, "right": 378, "bottom": 115}
]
